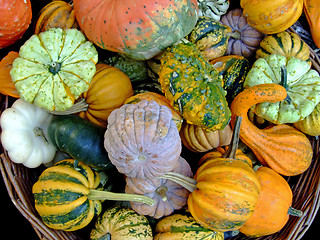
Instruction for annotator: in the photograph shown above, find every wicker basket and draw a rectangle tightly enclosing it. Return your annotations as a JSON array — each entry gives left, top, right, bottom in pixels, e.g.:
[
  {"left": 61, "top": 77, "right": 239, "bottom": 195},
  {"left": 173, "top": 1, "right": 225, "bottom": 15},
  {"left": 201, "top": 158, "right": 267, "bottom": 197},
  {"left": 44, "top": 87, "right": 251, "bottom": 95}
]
[{"left": 1, "top": 3, "right": 320, "bottom": 239}]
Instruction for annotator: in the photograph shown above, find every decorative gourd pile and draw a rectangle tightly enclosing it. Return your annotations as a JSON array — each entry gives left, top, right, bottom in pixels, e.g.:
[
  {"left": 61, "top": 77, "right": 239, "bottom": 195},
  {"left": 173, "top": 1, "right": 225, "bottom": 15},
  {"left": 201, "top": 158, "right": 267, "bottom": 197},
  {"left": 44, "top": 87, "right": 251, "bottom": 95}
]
[{"left": 1, "top": 0, "right": 320, "bottom": 239}]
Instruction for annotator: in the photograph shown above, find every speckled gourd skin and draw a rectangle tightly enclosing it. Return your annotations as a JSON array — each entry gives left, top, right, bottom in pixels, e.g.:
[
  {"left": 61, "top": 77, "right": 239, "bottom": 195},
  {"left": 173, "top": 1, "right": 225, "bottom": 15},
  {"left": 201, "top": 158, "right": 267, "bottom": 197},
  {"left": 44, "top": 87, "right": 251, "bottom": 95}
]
[{"left": 104, "top": 100, "right": 181, "bottom": 179}]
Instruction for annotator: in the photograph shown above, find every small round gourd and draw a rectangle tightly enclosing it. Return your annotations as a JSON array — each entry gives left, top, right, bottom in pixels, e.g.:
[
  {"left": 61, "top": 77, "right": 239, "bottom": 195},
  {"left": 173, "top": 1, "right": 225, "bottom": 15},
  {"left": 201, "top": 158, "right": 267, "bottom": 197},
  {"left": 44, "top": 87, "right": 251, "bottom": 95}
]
[
  {"left": 104, "top": 100, "right": 181, "bottom": 179},
  {"left": 0, "top": 51, "right": 20, "bottom": 98}
]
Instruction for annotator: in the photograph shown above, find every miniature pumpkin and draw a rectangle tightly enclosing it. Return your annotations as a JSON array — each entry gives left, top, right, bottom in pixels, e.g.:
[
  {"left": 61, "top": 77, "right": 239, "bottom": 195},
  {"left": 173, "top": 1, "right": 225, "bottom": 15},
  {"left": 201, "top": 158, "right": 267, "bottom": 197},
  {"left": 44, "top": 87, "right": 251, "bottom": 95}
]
[
  {"left": 188, "top": 16, "right": 233, "bottom": 60},
  {"left": 230, "top": 83, "right": 313, "bottom": 176},
  {"left": 0, "top": 51, "right": 20, "bottom": 98},
  {"left": 240, "top": 0, "right": 303, "bottom": 34},
  {"left": 0, "top": 99, "right": 56, "bottom": 168},
  {"left": 154, "top": 210, "right": 224, "bottom": 240},
  {"left": 239, "top": 167, "right": 303, "bottom": 237},
  {"left": 244, "top": 54, "right": 320, "bottom": 124},
  {"left": 158, "top": 41, "right": 231, "bottom": 132},
  {"left": 73, "top": 0, "right": 198, "bottom": 60},
  {"left": 160, "top": 117, "right": 261, "bottom": 232},
  {"left": 78, "top": 63, "right": 134, "bottom": 127},
  {"left": 126, "top": 157, "right": 193, "bottom": 219},
  {"left": 210, "top": 55, "right": 250, "bottom": 103},
  {"left": 197, "top": 0, "right": 230, "bottom": 21},
  {"left": 90, "top": 206, "right": 153, "bottom": 240},
  {"left": 104, "top": 100, "right": 181, "bottom": 179},
  {"left": 180, "top": 122, "right": 233, "bottom": 152},
  {"left": 34, "top": 0, "right": 79, "bottom": 34},
  {"left": 304, "top": 0, "right": 320, "bottom": 49},
  {"left": 10, "top": 28, "right": 98, "bottom": 112},
  {"left": 33, "top": 159, "right": 154, "bottom": 231},
  {"left": 256, "top": 31, "right": 311, "bottom": 64},
  {"left": 294, "top": 102, "right": 320, "bottom": 136},
  {"left": 0, "top": 0, "right": 32, "bottom": 48},
  {"left": 220, "top": 8, "right": 265, "bottom": 58}
]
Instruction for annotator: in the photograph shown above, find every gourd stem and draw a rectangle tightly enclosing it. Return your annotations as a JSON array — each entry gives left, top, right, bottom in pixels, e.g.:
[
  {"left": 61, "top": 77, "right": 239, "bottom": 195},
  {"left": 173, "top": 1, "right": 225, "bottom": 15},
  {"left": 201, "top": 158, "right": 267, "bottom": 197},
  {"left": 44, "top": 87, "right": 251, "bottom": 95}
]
[
  {"left": 222, "top": 116, "right": 242, "bottom": 159},
  {"left": 88, "top": 189, "right": 155, "bottom": 206},
  {"left": 288, "top": 206, "right": 303, "bottom": 217},
  {"left": 49, "top": 98, "right": 89, "bottom": 115},
  {"left": 228, "top": 30, "right": 241, "bottom": 40},
  {"left": 155, "top": 186, "right": 168, "bottom": 202},
  {"left": 33, "top": 126, "right": 48, "bottom": 143},
  {"left": 159, "top": 172, "right": 197, "bottom": 193},
  {"left": 280, "top": 65, "right": 292, "bottom": 104}
]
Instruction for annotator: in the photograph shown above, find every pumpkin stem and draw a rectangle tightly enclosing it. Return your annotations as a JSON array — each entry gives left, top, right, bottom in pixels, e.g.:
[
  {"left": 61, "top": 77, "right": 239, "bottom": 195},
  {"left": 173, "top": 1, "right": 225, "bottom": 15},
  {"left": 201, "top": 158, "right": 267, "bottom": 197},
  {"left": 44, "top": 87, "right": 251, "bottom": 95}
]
[
  {"left": 88, "top": 189, "right": 155, "bottom": 206},
  {"left": 222, "top": 116, "right": 242, "bottom": 159},
  {"left": 49, "top": 98, "right": 89, "bottom": 115},
  {"left": 33, "top": 126, "right": 48, "bottom": 143},
  {"left": 155, "top": 186, "right": 168, "bottom": 201},
  {"left": 288, "top": 206, "right": 303, "bottom": 217},
  {"left": 159, "top": 172, "right": 197, "bottom": 193},
  {"left": 280, "top": 65, "right": 292, "bottom": 104},
  {"left": 228, "top": 30, "right": 241, "bottom": 40}
]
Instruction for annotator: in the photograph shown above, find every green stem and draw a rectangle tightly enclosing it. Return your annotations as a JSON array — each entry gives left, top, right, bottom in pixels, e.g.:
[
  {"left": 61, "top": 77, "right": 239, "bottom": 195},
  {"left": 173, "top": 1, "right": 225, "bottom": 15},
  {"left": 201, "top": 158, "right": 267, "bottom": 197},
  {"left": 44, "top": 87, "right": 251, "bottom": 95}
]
[
  {"left": 49, "top": 98, "right": 89, "bottom": 115},
  {"left": 159, "top": 172, "right": 197, "bottom": 193},
  {"left": 222, "top": 116, "right": 242, "bottom": 159},
  {"left": 228, "top": 30, "right": 241, "bottom": 40},
  {"left": 88, "top": 189, "right": 155, "bottom": 206},
  {"left": 155, "top": 186, "right": 168, "bottom": 201},
  {"left": 33, "top": 126, "right": 48, "bottom": 143},
  {"left": 288, "top": 206, "right": 303, "bottom": 217},
  {"left": 280, "top": 65, "right": 292, "bottom": 104}
]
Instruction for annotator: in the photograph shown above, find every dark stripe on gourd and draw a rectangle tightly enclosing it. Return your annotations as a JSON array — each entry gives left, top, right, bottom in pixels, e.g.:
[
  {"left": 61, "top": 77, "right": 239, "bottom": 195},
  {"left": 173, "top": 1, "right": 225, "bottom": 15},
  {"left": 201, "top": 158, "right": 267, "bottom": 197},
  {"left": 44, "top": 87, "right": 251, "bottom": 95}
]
[
  {"left": 37, "top": 171, "right": 84, "bottom": 186},
  {"left": 55, "top": 160, "right": 91, "bottom": 183},
  {"left": 34, "top": 189, "right": 83, "bottom": 206}
]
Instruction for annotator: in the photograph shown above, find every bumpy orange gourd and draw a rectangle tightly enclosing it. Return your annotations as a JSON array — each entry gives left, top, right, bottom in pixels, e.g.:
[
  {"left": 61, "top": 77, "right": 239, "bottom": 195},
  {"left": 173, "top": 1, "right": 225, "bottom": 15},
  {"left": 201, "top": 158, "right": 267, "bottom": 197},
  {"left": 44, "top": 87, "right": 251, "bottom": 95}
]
[
  {"left": 304, "top": 0, "right": 320, "bottom": 48},
  {"left": 240, "top": 0, "right": 303, "bottom": 34},
  {"left": 0, "top": 51, "right": 20, "bottom": 98},
  {"left": 78, "top": 63, "right": 133, "bottom": 127},
  {"left": 239, "top": 166, "right": 303, "bottom": 237},
  {"left": 230, "top": 84, "right": 313, "bottom": 176}
]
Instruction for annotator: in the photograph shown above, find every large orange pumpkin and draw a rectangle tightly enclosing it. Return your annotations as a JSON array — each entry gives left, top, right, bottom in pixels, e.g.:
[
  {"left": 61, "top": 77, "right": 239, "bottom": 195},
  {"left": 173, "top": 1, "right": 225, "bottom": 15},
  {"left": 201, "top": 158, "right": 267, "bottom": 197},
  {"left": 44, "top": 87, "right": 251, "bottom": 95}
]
[
  {"left": 73, "top": 0, "right": 198, "bottom": 60},
  {"left": 0, "top": 0, "right": 32, "bottom": 48}
]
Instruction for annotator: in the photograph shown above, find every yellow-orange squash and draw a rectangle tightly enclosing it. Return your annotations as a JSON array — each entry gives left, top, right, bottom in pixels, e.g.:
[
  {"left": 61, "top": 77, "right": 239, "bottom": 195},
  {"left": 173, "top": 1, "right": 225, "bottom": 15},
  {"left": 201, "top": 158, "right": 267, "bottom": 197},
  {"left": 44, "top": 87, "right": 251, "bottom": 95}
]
[
  {"left": 79, "top": 63, "right": 133, "bottom": 127},
  {"left": 239, "top": 166, "right": 303, "bottom": 237},
  {"left": 230, "top": 84, "right": 313, "bottom": 176},
  {"left": 304, "top": 0, "right": 320, "bottom": 49},
  {"left": 0, "top": 51, "right": 20, "bottom": 98}
]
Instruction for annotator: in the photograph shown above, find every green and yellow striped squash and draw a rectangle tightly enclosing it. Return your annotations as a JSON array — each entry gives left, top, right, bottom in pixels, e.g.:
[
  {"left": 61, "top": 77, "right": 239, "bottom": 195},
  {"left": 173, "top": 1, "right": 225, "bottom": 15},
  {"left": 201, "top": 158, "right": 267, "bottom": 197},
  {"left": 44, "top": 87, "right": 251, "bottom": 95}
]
[
  {"left": 256, "top": 31, "right": 311, "bottom": 64},
  {"left": 154, "top": 211, "right": 224, "bottom": 240},
  {"left": 159, "top": 41, "right": 231, "bottom": 132},
  {"left": 210, "top": 55, "right": 250, "bottom": 103},
  {"left": 90, "top": 206, "right": 153, "bottom": 240},
  {"left": 32, "top": 159, "right": 102, "bottom": 231},
  {"left": 188, "top": 16, "right": 233, "bottom": 60}
]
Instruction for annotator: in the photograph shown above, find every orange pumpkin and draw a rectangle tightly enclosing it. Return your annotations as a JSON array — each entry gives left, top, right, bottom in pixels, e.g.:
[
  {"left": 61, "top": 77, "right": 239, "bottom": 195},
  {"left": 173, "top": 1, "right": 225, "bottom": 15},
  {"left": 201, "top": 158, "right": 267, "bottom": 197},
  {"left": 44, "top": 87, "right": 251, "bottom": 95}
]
[
  {"left": 0, "top": 51, "right": 20, "bottom": 98},
  {"left": 240, "top": 0, "right": 303, "bottom": 34},
  {"left": 304, "top": 0, "right": 320, "bottom": 48},
  {"left": 34, "top": 0, "right": 79, "bottom": 34},
  {"left": 78, "top": 63, "right": 134, "bottom": 127},
  {"left": 239, "top": 166, "right": 303, "bottom": 237},
  {"left": 0, "top": 0, "right": 32, "bottom": 48},
  {"left": 230, "top": 84, "right": 313, "bottom": 176}
]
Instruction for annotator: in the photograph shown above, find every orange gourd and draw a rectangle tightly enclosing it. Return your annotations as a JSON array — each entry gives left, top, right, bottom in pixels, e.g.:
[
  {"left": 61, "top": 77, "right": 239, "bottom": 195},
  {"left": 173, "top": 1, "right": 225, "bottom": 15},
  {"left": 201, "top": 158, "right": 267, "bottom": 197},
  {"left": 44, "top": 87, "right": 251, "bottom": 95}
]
[
  {"left": 0, "top": 0, "right": 32, "bottom": 48},
  {"left": 303, "top": 0, "right": 320, "bottom": 48},
  {"left": 0, "top": 51, "right": 20, "bottom": 98},
  {"left": 230, "top": 84, "right": 313, "bottom": 176},
  {"left": 239, "top": 166, "right": 303, "bottom": 237}
]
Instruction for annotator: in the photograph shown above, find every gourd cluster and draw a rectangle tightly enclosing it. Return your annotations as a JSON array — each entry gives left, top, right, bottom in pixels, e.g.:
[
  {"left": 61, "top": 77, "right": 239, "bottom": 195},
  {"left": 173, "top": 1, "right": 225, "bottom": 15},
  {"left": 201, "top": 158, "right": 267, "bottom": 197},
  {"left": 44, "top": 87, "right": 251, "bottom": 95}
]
[{"left": 1, "top": 0, "right": 320, "bottom": 239}]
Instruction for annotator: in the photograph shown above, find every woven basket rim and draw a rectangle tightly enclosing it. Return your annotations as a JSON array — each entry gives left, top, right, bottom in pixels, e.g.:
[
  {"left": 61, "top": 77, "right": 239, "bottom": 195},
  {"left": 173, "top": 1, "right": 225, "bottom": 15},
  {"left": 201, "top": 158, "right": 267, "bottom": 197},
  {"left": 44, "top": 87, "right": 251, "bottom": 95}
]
[{"left": 1, "top": 23, "right": 320, "bottom": 240}]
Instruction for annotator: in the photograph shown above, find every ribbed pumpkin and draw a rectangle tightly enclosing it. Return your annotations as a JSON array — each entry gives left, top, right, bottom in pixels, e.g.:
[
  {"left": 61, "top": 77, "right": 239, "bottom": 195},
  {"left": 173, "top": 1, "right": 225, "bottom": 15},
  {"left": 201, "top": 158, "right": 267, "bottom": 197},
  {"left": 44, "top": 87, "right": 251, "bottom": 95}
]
[
  {"left": 34, "top": 0, "right": 79, "bottom": 34},
  {"left": 73, "top": 0, "right": 198, "bottom": 60},
  {"left": 220, "top": 8, "right": 265, "bottom": 58},
  {"left": 0, "top": 51, "right": 20, "bottom": 98},
  {"left": 240, "top": 0, "right": 303, "bottom": 34},
  {"left": 158, "top": 41, "right": 231, "bottom": 132},
  {"left": 239, "top": 167, "right": 303, "bottom": 237},
  {"left": 180, "top": 122, "right": 233, "bottom": 153},
  {"left": 230, "top": 83, "right": 313, "bottom": 176},
  {"left": 125, "top": 157, "right": 193, "bottom": 219},
  {"left": 256, "top": 31, "right": 311, "bottom": 64},
  {"left": 104, "top": 100, "right": 181, "bottom": 179},
  {"left": 78, "top": 63, "right": 133, "bottom": 127},
  {"left": 197, "top": 0, "right": 230, "bottom": 21},
  {"left": 33, "top": 159, "right": 155, "bottom": 231},
  {"left": 154, "top": 211, "right": 224, "bottom": 240},
  {"left": 294, "top": 102, "right": 320, "bottom": 136},
  {"left": 0, "top": 0, "right": 32, "bottom": 48},
  {"left": 124, "top": 91, "right": 183, "bottom": 131},
  {"left": 160, "top": 117, "right": 261, "bottom": 232},
  {"left": 210, "top": 55, "right": 250, "bottom": 103},
  {"left": 90, "top": 206, "right": 153, "bottom": 240}
]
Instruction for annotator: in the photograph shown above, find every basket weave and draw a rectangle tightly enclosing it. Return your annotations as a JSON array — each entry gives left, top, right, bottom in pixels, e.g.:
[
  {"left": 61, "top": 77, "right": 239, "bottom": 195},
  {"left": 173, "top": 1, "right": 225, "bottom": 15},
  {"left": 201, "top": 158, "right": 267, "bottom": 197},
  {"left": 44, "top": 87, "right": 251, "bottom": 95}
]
[{"left": 1, "top": 17, "right": 320, "bottom": 240}]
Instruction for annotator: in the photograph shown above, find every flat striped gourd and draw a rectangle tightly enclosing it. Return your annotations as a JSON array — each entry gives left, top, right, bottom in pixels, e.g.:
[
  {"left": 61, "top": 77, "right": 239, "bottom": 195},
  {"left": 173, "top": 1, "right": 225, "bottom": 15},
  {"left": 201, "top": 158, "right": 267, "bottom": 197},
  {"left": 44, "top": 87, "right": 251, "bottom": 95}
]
[
  {"left": 90, "top": 206, "right": 153, "bottom": 240},
  {"left": 158, "top": 41, "right": 231, "bottom": 132},
  {"left": 256, "top": 31, "right": 311, "bottom": 64},
  {"left": 32, "top": 159, "right": 155, "bottom": 231}
]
